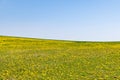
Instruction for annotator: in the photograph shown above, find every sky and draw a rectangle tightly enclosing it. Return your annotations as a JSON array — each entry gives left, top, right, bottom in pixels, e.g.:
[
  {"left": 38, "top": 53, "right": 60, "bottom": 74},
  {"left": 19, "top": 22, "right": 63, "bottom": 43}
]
[{"left": 0, "top": 0, "right": 120, "bottom": 41}]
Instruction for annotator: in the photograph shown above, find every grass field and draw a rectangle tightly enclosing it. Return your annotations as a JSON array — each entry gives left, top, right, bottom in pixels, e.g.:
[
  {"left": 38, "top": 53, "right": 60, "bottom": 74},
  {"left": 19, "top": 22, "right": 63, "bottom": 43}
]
[{"left": 0, "top": 36, "right": 120, "bottom": 80}]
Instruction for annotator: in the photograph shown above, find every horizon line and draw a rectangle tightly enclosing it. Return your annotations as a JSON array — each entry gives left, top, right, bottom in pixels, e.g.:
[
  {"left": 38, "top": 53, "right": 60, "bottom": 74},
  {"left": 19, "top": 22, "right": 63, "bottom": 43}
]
[{"left": 0, "top": 35, "right": 120, "bottom": 42}]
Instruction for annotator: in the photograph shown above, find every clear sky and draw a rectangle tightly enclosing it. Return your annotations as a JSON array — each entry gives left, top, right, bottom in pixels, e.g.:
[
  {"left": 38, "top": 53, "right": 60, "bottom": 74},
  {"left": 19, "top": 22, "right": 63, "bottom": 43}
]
[{"left": 0, "top": 0, "right": 120, "bottom": 41}]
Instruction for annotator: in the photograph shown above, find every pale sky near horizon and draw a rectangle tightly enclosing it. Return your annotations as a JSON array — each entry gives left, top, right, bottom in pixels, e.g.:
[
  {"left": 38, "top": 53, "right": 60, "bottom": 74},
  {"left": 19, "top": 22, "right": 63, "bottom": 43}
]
[{"left": 0, "top": 0, "right": 120, "bottom": 41}]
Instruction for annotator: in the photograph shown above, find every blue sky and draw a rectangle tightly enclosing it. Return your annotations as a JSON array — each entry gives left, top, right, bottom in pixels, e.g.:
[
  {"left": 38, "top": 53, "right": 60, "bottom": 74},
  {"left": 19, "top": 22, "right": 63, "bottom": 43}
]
[{"left": 0, "top": 0, "right": 120, "bottom": 41}]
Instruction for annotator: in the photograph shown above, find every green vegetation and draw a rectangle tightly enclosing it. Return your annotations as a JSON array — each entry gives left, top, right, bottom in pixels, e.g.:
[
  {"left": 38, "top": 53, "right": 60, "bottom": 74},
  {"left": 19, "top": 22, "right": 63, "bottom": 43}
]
[{"left": 0, "top": 36, "right": 120, "bottom": 80}]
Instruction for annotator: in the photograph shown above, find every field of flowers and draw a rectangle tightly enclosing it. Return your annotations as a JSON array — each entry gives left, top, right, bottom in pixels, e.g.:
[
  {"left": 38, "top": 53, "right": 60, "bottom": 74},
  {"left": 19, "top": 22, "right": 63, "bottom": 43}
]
[{"left": 0, "top": 36, "right": 120, "bottom": 80}]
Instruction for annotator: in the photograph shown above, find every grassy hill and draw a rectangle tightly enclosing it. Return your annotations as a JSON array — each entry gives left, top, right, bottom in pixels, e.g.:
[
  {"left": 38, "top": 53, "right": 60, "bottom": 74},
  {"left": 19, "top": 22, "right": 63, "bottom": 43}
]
[{"left": 0, "top": 36, "right": 120, "bottom": 80}]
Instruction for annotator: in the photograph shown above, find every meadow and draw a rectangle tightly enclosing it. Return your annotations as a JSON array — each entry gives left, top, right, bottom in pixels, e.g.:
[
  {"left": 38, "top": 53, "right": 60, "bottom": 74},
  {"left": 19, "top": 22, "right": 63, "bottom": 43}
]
[{"left": 0, "top": 36, "right": 120, "bottom": 80}]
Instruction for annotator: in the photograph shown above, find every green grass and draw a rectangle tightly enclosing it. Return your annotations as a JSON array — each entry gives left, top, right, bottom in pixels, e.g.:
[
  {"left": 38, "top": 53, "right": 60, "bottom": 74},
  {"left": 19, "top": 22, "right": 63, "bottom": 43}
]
[{"left": 0, "top": 36, "right": 120, "bottom": 80}]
